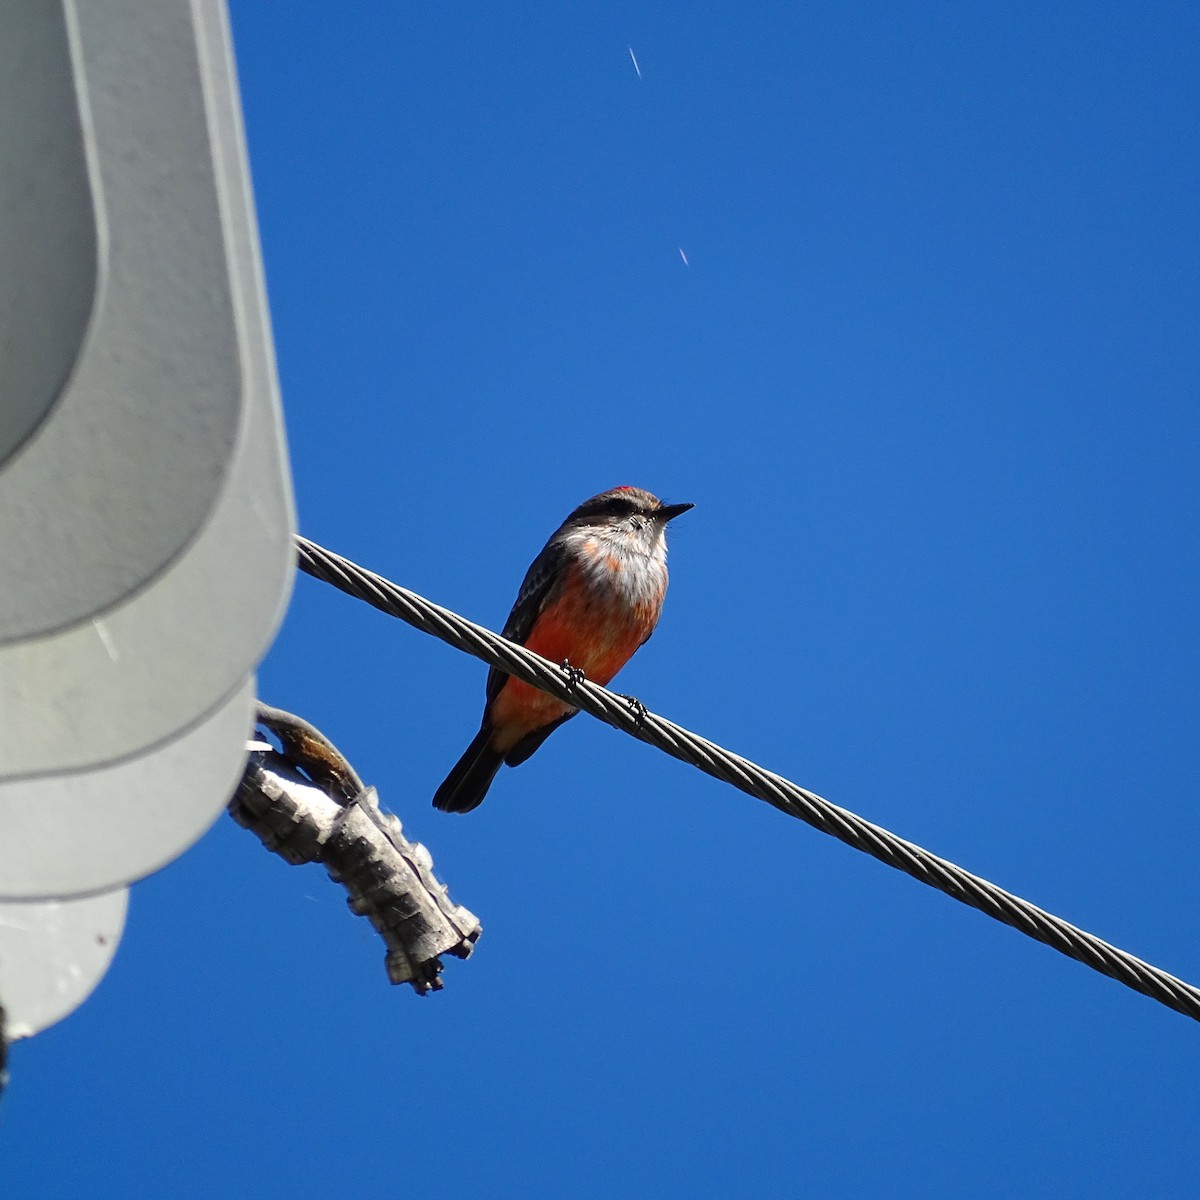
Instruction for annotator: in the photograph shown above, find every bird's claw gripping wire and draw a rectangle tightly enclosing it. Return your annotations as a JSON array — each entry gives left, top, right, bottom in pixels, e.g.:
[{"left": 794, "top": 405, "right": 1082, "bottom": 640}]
[
  {"left": 560, "top": 660, "right": 586, "bottom": 693},
  {"left": 620, "top": 694, "right": 649, "bottom": 727}
]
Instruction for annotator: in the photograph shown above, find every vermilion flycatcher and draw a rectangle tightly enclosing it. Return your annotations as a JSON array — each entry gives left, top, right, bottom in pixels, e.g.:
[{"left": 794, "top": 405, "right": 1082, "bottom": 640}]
[{"left": 433, "top": 486, "right": 693, "bottom": 813}]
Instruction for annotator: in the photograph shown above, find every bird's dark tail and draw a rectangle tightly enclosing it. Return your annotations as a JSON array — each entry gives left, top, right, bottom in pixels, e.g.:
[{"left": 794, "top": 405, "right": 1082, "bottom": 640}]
[{"left": 433, "top": 725, "right": 504, "bottom": 813}]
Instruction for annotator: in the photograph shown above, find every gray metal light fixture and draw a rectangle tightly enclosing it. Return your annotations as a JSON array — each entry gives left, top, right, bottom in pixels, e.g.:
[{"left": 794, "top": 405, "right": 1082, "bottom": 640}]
[{"left": 0, "top": 2, "right": 295, "bottom": 1040}]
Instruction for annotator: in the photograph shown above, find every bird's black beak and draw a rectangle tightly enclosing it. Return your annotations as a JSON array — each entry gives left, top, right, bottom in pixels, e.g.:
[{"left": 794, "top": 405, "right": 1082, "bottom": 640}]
[{"left": 656, "top": 501, "right": 695, "bottom": 522}]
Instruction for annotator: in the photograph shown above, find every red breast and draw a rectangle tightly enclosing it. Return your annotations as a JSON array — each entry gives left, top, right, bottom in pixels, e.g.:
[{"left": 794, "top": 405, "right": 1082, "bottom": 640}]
[{"left": 488, "top": 558, "right": 665, "bottom": 747}]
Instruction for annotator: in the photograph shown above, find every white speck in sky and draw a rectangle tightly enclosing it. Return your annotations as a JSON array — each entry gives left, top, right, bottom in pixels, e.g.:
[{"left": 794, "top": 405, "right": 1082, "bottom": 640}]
[
  {"left": 678, "top": 248, "right": 690, "bottom": 267},
  {"left": 628, "top": 46, "right": 642, "bottom": 80}
]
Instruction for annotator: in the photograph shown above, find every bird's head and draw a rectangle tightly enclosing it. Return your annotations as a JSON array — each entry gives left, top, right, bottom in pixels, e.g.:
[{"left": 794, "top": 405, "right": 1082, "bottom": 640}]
[{"left": 563, "top": 486, "right": 693, "bottom": 550}]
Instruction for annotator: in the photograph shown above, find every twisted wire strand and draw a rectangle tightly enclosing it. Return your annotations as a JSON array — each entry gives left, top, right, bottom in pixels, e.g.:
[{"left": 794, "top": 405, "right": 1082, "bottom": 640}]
[{"left": 295, "top": 535, "right": 1200, "bottom": 1024}]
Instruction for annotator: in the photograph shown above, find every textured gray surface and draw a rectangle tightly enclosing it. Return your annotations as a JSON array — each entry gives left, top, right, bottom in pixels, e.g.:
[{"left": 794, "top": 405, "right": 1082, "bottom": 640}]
[
  {"left": 0, "top": 677, "right": 256, "bottom": 900},
  {"left": 0, "top": 4, "right": 96, "bottom": 470},
  {"left": 0, "top": 0, "right": 295, "bottom": 776},
  {"left": 0, "top": 887, "right": 127, "bottom": 1039},
  {"left": 0, "top": 1, "right": 295, "bottom": 1038},
  {"left": 0, "top": 323, "right": 292, "bottom": 776},
  {"left": 0, "top": 0, "right": 245, "bottom": 641}
]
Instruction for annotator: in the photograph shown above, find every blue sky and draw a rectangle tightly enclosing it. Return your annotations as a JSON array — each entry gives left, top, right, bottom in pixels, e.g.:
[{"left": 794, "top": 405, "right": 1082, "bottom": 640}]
[{"left": 7, "top": 2, "right": 1200, "bottom": 1196}]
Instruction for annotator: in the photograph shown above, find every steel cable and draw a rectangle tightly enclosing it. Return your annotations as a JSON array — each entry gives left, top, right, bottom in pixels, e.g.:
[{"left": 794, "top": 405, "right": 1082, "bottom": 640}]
[{"left": 295, "top": 534, "right": 1200, "bottom": 1024}]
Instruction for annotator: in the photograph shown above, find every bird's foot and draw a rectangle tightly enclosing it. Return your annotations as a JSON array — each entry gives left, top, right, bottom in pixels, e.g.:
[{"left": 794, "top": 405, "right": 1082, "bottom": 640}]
[
  {"left": 620, "top": 694, "right": 649, "bottom": 727},
  {"left": 560, "top": 660, "right": 586, "bottom": 693}
]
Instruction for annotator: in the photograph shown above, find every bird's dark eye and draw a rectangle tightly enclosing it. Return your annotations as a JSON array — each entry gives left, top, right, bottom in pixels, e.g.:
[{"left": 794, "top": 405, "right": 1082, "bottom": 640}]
[
  {"left": 566, "top": 491, "right": 645, "bottom": 524},
  {"left": 604, "top": 497, "right": 638, "bottom": 517}
]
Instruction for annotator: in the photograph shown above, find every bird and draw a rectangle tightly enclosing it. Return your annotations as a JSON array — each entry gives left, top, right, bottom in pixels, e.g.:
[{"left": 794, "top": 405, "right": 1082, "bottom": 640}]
[{"left": 433, "top": 485, "right": 693, "bottom": 813}]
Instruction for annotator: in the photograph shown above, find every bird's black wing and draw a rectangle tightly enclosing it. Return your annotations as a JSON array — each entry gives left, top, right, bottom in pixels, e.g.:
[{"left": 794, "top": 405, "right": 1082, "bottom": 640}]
[{"left": 486, "top": 537, "right": 567, "bottom": 705}]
